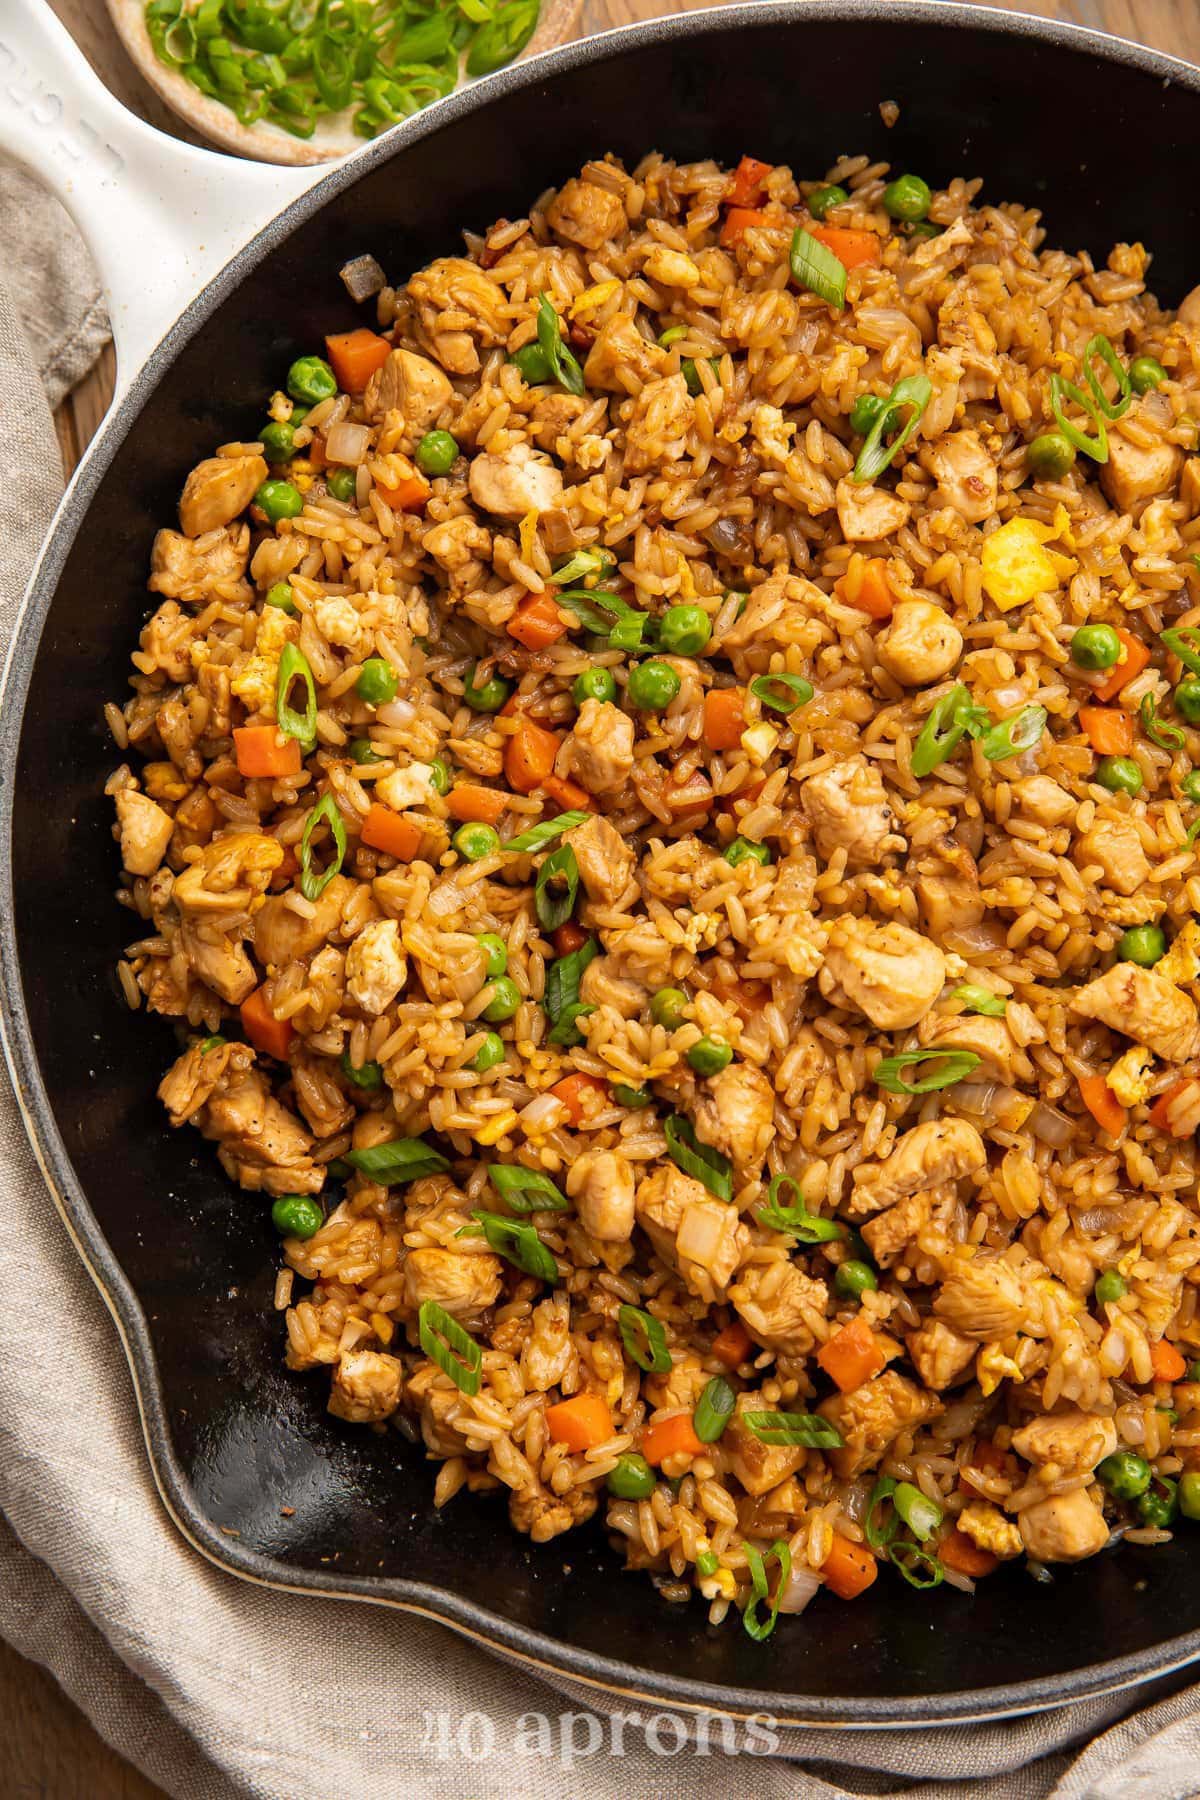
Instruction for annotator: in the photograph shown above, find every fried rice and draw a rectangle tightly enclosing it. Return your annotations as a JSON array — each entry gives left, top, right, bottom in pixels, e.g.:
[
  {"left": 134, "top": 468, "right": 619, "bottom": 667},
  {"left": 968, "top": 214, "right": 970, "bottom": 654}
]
[{"left": 107, "top": 148, "right": 1200, "bottom": 1630}]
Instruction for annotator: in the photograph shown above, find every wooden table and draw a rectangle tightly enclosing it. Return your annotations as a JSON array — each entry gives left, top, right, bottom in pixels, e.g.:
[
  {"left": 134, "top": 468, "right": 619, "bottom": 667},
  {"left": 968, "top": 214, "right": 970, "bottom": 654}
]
[{"left": 18, "top": 0, "right": 1199, "bottom": 1792}]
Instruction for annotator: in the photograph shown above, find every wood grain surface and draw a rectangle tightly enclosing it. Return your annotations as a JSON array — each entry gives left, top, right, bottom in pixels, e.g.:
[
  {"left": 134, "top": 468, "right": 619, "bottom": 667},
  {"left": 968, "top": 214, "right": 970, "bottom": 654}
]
[{"left": 17, "top": 0, "right": 1199, "bottom": 1793}]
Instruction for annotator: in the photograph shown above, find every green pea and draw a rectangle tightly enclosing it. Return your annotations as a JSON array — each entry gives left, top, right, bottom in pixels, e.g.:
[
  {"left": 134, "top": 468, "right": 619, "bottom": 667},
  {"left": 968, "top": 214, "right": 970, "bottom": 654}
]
[
  {"left": 882, "top": 173, "right": 931, "bottom": 222},
  {"left": 287, "top": 354, "right": 337, "bottom": 404},
  {"left": 349, "top": 737, "right": 384, "bottom": 765},
  {"left": 1179, "top": 1470, "right": 1200, "bottom": 1520},
  {"left": 463, "top": 664, "right": 513, "bottom": 713},
  {"left": 850, "top": 392, "right": 886, "bottom": 436},
  {"left": 1094, "top": 1268, "right": 1127, "bottom": 1305},
  {"left": 326, "top": 467, "right": 357, "bottom": 502},
  {"left": 355, "top": 657, "right": 398, "bottom": 705},
  {"left": 681, "top": 357, "right": 722, "bottom": 397},
  {"left": 1097, "top": 1450, "right": 1152, "bottom": 1501},
  {"left": 808, "top": 183, "right": 849, "bottom": 221},
  {"left": 429, "top": 756, "right": 452, "bottom": 795},
  {"left": 481, "top": 974, "right": 521, "bottom": 1021},
  {"left": 260, "top": 420, "right": 296, "bottom": 462},
  {"left": 1138, "top": 1477, "right": 1179, "bottom": 1528},
  {"left": 627, "top": 659, "right": 681, "bottom": 711},
  {"left": 265, "top": 582, "right": 297, "bottom": 615},
  {"left": 470, "top": 1031, "right": 507, "bottom": 1073},
  {"left": 1095, "top": 755, "right": 1143, "bottom": 796},
  {"left": 1175, "top": 678, "right": 1200, "bottom": 723},
  {"left": 290, "top": 404, "right": 310, "bottom": 425},
  {"left": 271, "top": 1194, "right": 324, "bottom": 1240},
  {"left": 572, "top": 667, "right": 617, "bottom": 706},
  {"left": 254, "top": 479, "right": 303, "bottom": 523},
  {"left": 612, "top": 1083, "right": 653, "bottom": 1109},
  {"left": 1117, "top": 924, "right": 1166, "bottom": 967},
  {"left": 834, "top": 1259, "right": 879, "bottom": 1299},
  {"left": 905, "top": 220, "right": 943, "bottom": 241},
  {"left": 477, "top": 932, "right": 508, "bottom": 977},
  {"left": 660, "top": 605, "right": 711, "bottom": 657},
  {"left": 1028, "top": 432, "right": 1077, "bottom": 480},
  {"left": 1070, "top": 623, "right": 1121, "bottom": 670},
  {"left": 511, "top": 343, "right": 553, "bottom": 384},
  {"left": 1182, "top": 771, "right": 1200, "bottom": 803},
  {"left": 687, "top": 1036, "right": 733, "bottom": 1077},
  {"left": 453, "top": 822, "right": 501, "bottom": 863},
  {"left": 724, "top": 837, "right": 772, "bottom": 868},
  {"left": 416, "top": 429, "right": 459, "bottom": 477},
  {"left": 607, "top": 1452, "right": 657, "bottom": 1500},
  {"left": 1129, "top": 355, "right": 1167, "bottom": 395},
  {"left": 339, "top": 1051, "right": 383, "bottom": 1090},
  {"left": 650, "top": 987, "right": 688, "bottom": 1029}
]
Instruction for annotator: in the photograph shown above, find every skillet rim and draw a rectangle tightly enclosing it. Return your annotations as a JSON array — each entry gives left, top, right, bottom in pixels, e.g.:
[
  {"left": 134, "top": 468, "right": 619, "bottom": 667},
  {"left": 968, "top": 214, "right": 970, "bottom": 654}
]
[{"left": 4, "top": 0, "right": 1200, "bottom": 1725}]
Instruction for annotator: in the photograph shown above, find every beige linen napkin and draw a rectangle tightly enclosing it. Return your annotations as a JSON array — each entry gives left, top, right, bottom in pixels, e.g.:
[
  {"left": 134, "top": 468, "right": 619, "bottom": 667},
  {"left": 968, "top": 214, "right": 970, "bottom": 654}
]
[{"left": 2, "top": 155, "right": 1200, "bottom": 1800}]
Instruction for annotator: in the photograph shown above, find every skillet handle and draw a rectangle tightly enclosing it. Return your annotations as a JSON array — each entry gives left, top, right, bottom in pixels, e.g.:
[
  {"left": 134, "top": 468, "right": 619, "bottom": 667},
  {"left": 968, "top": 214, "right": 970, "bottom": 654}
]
[{"left": 0, "top": 1, "right": 326, "bottom": 402}]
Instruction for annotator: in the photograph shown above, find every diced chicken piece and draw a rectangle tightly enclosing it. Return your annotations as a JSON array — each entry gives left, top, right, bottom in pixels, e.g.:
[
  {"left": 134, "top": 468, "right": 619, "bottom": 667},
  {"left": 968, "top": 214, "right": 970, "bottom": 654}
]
[
  {"left": 546, "top": 176, "right": 627, "bottom": 250},
  {"left": 819, "top": 917, "right": 946, "bottom": 1030},
  {"left": 529, "top": 391, "right": 589, "bottom": 454},
  {"left": 717, "top": 570, "right": 825, "bottom": 666},
  {"left": 934, "top": 1249, "right": 1045, "bottom": 1341},
  {"left": 643, "top": 244, "right": 700, "bottom": 288},
  {"left": 852, "top": 1119, "right": 986, "bottom": 1216},
  {"left": 114, "top": 789, "right": 174, "bottom": 877},
  {"left": 179, "top": 920, "right": 257, "bottom": 1005},
  {"left": 468, "top": 442, "right": 564, "bottom": 520},
  {"left": 957, "top": 1501, "right": 1023, "bottom": 1559},
  {"left": 923, "top": 430, "right": 998, "bottom": 523},
  {"left": 173, "top": 832, "right": 284, "bottom": 916},
  {"left": 1071, "top": 963, "right": 1199, "bottom": 1063},
  {"left": 876, "top": 599, "right": 964, "bottom": 685},
  {"left": 579, "top": 956, "right": 646, "bottom": 1019},
  {"left": 911, "top": 838, "right": 984, "bottom": 935},
  {"left": 691, "top": 1063, "right": 775, "bottom": 1172},
  {"left": 801, "top": 756, "right": 903, "bottom": 868},
  {"left": 406, "top": 257, "right": 509, "bottom": 376},
  {"left": 723, "top": 1392, "right": 806, "bottom": 1495},
  {"left": 644, "top": 1350, "right": 710, "bottom": 1415},
  {"left": 729, "top": 1260, "right": 828, "bottom": 1357},
  {"left": 566, "top": 697, "right": 636, "bottom": 797},
  {"left": 159, "top": 1038, "right": 254, "bottom": 1126},
  {"left": 363, "top": 347, "right": 454, "bottom": 439},
  {"left": 567, "top": 1149, "right": 636, "bottom": 1241},
  {"left": 149, "top": 524, "right": 249, "bottom": 602},
  {"left": 835, "top": 478, "right": 910, "bottom": 541},
  {"left": 508, "top": 1482, "right": 598, "bottom": 1543},
  {"left": 818, "top": 1371, "right": 943, "bottom": 1480},
  {"left": 1014, "top": 775, "right": 1076, "bottom": 827},
  {"left": 1100, "top": 429, "right": 1182, "bottom": 513},
  {"left": 921, "top": 1013, "right": 1033, "bottom": 1086},
  {"left": 290, "top": 1051, "right": 354, "bottom": 1140},
  {"left": 1018, "top": 1489, "right": 1110, "bottom": 1564},
  {"left": 375, "top": 762, "right": 436, "bottom": 813},
  {"left": 1074, "top": 817, "right": 1151, "bottom": 898},
  {"left": 254, "top": 875, "right": 354, "bottom": 967},
  {"left": 200, "top": 1064, "right": 322, "bottom": 1196},
  {"left": 422, "top": 513, "right": 492, "bottom": 579},
  {"left": 328, "top": 1349, "right": 403, "bottom": 1423},
  {"left": 583, "top": 313, "right": 665, "bottom": 394},
  {"left": 179, "top": 453, "right": 267, "bottom": 538},
  {"left": 520, "top": 1294, "right": 574, "bottom": 1391},
  {"left": 569, "top": 813, "right": 635, "bottom": 905},
  {"left": 905, "top": 1317, "right": 977, "bottom": 1389},
  {"left": 345, "top": 918, "right": 407, "bottom": 1015},
  {"left": 635, "top": 1165, "right": 749, "bottom": 1304},
  {"left": 403, "top": 1247, "right": 503, "bottom": 1320},
  {"left": 1011, "top": 1410, "right": 1118, "bottom": 1475},
  {"left": 862, "top": 1188, "right": 934, "bottom": 1268},
  {"left": 1179, "top": 284, "right": 1200, "bottom": 328}
]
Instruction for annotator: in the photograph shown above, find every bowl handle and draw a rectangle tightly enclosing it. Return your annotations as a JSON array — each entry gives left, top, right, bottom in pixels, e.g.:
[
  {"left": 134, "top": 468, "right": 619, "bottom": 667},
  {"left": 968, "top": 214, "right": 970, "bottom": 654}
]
[{"left": 0, "top": 1, "right": 327, "bottom": 402}]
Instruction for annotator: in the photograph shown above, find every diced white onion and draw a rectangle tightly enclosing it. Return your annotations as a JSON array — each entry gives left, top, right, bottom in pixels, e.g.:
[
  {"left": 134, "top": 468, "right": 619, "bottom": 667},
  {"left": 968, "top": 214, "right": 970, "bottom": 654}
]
[
  {"left": 325, "top": 420, "right": 371, "bottom": 467},
  {"left": 1029, "top": 1101, "right": 1074, "bottom": 1147},
  {"left": 520, "top": 1093, "right": 567, "bottom": 1131},
  {"left": 376, "top": 699, "right": 416, "bottom": 726},
  {"left": 677, "top": 1202, "right": 725, "bottom": 1268},
  {"left": 777, "top": 1563, "right": 821, "bottom": 1615}
]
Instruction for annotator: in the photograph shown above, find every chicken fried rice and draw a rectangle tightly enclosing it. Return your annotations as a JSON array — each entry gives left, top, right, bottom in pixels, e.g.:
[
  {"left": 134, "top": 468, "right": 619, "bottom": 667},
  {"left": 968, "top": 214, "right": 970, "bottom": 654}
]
[{"left": 108, "top": 149, "right": 1200, "bottom": 1631}]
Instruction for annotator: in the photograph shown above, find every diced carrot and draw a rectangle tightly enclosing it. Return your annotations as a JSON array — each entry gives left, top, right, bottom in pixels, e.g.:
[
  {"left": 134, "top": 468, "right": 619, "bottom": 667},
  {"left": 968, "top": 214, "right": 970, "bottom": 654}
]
[
  {"left": 809, "top": 224, "right": 882, "bottom": 269},
  {"left": 324, "top": 328, "right": 391, "bottom": 394},
  {"left": 1079, "top": 706, "right": 1135, "bottom": 756},
  {"left": 360, "top": 803, "right": 423, "bottom": 862},
  {"left": 1093, "top": 628, "right": 1151, "bottom": 702},
  {"left": 232, "top": 726, "right": 302, "bottom": 779},
  {"left": 703, "top": 687, "right": 747, "bottom": 751},
  {"left": 1149, "top": 1077, "right": 1199, "bottom": 1137},
  {"left": 550, "top": 1072, "right": 607, "bottom": 1126},
  {"left": 729, "top": 154, "right": 774, "bottom": 206},
  {"left": 835, "top": 552, "right": 895, "bottom": 619},
  {"left": 1151, "top": 1339, "right": 1187, "bottom": 1383},
  {"left": 1077, "top": 1072, "right": 1127, "bottom": 1138},
  {"left": 505, "top": 716, "right": 562, "bottom": 795},
  {"left": 375, "top": 474, "right": 430, "bottom": 513},
  {"left": 507, "top": 590, "right": 569, "bottom": 650},
  {"left": 543, "top": 773, "right": 593, "bottom": 812},
  {"left": 720, "top": 206, "right": 769, "bottom": 248},
  {"left": 821, "top": 1534, "right": 878, "bottom": 1599},
  {"left": 717, "top": 776, "right": 766, "bottom": 817},
  {"left": 937, "top": 1529, "right": 998, "bottom": 1579},
  {"left": 446, "top": 784, "right": 508, "bottom": 824},
  {"left": 711, "top": 1317, "right": 753, "bottom": 1370},
  {"left": 545, "top": 1393, "right": 614, "bottom": 1452},
  {"left": 240, "top": 986, "right": 293, "bottom": 1061},
  {"left": 553, "top": 921, "right": 589, "bottom": 956},
  {"left": 642, "top": 1412, "right": 704, "bottom": 1466},
  {"left": 816, "top": 1315, "right": 886, "bottom": 1394}
]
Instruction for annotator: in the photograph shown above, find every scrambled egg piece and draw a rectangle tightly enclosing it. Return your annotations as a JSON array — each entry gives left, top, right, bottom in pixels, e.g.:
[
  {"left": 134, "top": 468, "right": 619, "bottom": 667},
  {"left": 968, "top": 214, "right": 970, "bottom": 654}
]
[
  {"left": 570, "top": 279, "right": 621, "bottom": 319},
  {"left": 958, "top": 1501, "right": 1023, "bottom": 1560},
  {"left": 980, "top": 518, "right": 1060, "bottom": 611},
  {"left": 230, "top": 604, "right": 295, "bottom": 714},
  {"left": 740, "top": 722, "right": 779, "bottom": 765},
  {"left": 1158, "top": 920, "right": 1200, "bottom": 987},
  {"left": 977, "top": 1344, "right": 1025, "bottom": 1397},
  {"left": 1107, "top": 1043, "right": 1154, "bottom": 1107},
  {"left": 519, "top": 508, "right": 539, "bottom": 565}
]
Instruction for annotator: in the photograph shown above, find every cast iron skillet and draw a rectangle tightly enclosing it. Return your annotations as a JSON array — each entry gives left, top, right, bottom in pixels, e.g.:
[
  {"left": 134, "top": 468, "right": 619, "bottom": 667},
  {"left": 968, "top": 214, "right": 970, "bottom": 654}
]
[{"left": 3, "top": 0, "right": 1200, "bottom": 1727}]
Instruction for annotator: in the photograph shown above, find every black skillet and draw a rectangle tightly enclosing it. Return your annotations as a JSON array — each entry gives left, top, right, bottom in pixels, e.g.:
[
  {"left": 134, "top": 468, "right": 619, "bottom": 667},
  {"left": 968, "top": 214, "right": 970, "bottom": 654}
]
[{"left": 3, "top": 0, "right": 1200, "bottom": 1728}]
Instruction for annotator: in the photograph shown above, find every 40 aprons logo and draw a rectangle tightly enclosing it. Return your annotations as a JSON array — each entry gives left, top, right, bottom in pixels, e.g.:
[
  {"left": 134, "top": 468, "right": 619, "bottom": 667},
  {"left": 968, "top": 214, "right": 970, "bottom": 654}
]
[{"left": 420, "top": 1707, "right": 780, "bottom": 1766}]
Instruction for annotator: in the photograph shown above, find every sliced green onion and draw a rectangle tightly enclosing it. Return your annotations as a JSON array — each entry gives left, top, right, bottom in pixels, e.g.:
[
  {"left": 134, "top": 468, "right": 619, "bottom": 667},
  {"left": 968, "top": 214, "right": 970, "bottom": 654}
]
[
  {"left": 547, "top": 1002, "right": 595, "bottom": 1047},
  {"left": 659, "top": 325, "right": 688, "bottom": 348},
  {"left": 504, "top": 811, "right": 589, "bottom": 854},
  {"left": 910, "top": 684, "right": 988, "bottom": 777},
  {"left": 346, "top": 1137, "right": 450, "bottom": 1184},
  {"left": 276, "top": 641, "right": 317, "bottom": 752},
  {"left": 543, "top": 937, "right": 599, "bottom": 1043},
  {"left": 548, "top": 546, "right": 616, "bottom": 586},
  {"left": 487, "top": 1164, "right": 568, "bottom": 1212},
  {"left": 873, "top": 1048, "right": 981, "bottom": 1095},
  {"left": 608, "top": 613, "right": 650, "bottom": 654},
  {"left": 536, "top": 292, "right": 585, "bottom": 396},
  {"left": 534, "top": 844, "right": 579, "bottom": 931},
  {"left": 892, "top": 1480, "right": 944, "bottom": 1542},
  {"left": 552, "top": 588, "right": 634, "bottom": 634},
  {"left": 467, "top": 0, "right": 539, "bottom": 77},
  {"left": 418, "top": 1298, "right": 482, "bottom": 1396},
  {"left": 979, "top": 704, "right": 1048, "bottom": 762},
  {"left": 457, "top": 1210, "right": 559, "bottom": 1283},
  {"left": 951, "top": 984, "right": 1007, "bottom": 1017},
  {"left": 852, "top": 374, "right": 932, "bottom": 484},
  {"left": 618, "top": 1303, "right": 672, "bottom": 1373},
  {"left": 339, "top": 1051, "right": 382, "bottom": 1090},
  {"left": 755, "top": 1172, "right": 844, "bottom": 1243},
  {"left": 1162, "top": 626, "right": 1200, "bottom": 677},
  {"left": 298, "top": 792, "right": 346, "bottom": 901},
  {"left": 741, "top": 1410, "right": 843, "bottom": 1448},
  {"left": 1050, "top": 373, "right": 1109, "bottom": 463},
  {"left": 1141, "top": 692, "right": 1187, "bottom": 754},
  {"left": 664, "top": 1114, "right": 732, "bottom": 1202},
  {"left": 198, "top": 1033, "right": 226, "bottom": 1054},
  {"left": 788, "top": 227, "right": 846, "bottom": 311},
  {"left": 1083, "top": 334, "right": 1133, "bottom": 422},
  {"left": 865, "top": 1477, "right": 900, "bottom": 1553},
  {"left": 750, "top": 673, "right": 814, "bottom": 713},
  {"left": 693, "top": 1376, "right": 736, "bottom": 1442},
  {"left": 742, "top": 1538, "right": 792, "bottom": 1641},
  {"left": 891, "top": 1541, "right": 945, "bottom": 1589}
]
